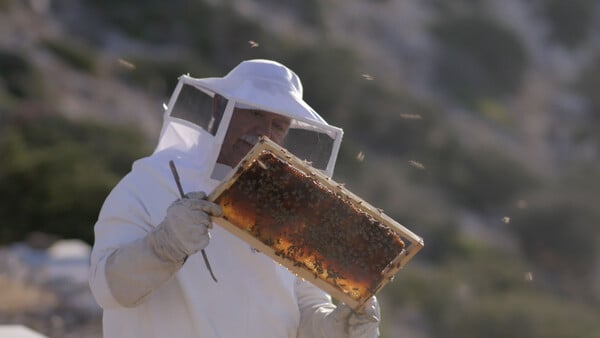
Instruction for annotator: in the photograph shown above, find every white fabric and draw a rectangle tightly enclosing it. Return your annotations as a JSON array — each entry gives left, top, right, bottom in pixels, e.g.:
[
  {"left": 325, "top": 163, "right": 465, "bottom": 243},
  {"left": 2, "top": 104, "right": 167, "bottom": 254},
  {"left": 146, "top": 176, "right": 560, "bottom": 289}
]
[
  {"left": 154, "top": 114, "right": 220, "bottom": 167},
  {"left": 297, "top": 289, "right": 380, "bottom": 338},
  {"left": 191, "top": 59, "right": 326, "bottom": 126},
  {"left": 154, "top": 191, "right": 217, "bottom": 259},
  {"left": 156, "top": 59, "right": 343, "bottom": 176},
  {"left": 103, "top": 231, "right": 184, "bottom": 308},
  {"left": 89, "top": 149, "right": 335, "bottom": 337},
  {"left": 102, "top": 192, "right": 219, "bottom": 308},
  {"left": 321, "top": 298, "right": 381, "bottom": 338},
  {"left": 89, "top": 59, "right": 377, "bottom": 337}
]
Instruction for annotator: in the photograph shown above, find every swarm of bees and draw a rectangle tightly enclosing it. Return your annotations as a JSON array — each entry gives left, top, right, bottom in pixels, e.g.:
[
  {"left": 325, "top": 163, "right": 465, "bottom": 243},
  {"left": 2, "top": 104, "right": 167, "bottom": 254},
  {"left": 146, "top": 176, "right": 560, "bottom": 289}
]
[{"left": 215, "top": 151, "right": 406, "bottom": 303}]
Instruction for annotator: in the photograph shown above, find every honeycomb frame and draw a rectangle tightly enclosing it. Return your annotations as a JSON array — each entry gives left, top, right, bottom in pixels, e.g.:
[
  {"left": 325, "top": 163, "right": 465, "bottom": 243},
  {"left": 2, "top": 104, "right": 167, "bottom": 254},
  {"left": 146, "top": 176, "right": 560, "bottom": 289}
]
[{"left": 208, "top": 137, "right": 424, "bottom": 310}]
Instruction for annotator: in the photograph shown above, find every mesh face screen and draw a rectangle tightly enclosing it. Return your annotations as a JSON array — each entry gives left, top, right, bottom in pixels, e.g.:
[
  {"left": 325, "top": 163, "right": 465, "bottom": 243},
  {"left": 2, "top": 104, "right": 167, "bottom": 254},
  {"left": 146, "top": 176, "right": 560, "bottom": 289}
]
[{"left": 170, "top": 84, "right": 221, "bottom": 134}]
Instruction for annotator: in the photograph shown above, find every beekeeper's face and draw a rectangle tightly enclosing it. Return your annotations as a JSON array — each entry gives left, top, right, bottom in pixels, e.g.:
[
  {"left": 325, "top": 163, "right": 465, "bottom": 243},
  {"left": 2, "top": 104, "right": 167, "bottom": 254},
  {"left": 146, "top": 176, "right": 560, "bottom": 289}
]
[{"left": 217, "top": 107, "right": 291, "bottom": 167}]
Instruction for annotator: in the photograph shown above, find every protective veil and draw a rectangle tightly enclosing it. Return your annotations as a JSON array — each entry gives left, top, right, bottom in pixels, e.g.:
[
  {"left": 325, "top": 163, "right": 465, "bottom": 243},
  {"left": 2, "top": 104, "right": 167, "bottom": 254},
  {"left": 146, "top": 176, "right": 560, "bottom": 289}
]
[{"left": 89, "top": 59, "right": 379, "bottom": 337}]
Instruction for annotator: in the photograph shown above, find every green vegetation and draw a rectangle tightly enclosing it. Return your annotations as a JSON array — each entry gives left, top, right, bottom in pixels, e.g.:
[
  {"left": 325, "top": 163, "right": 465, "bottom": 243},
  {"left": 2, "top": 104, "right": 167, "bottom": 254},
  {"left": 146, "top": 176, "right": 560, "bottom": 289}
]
[
  {"left": 247, "top": 0, "right": 324, "bottom": 28},
  {"left": 85, "top": 0, "right": 188, "bottom": 43},
  {"left": 40, "top": 39, "right": 97, "bottom": 73},
  {"left": 429, "top": 0, "right": 488, "bottom": 15},
  {"left": 0, "top": 50, "right": 43, "bottom": 102},
  {"left": 423, "top": 138, "right": 538, "bottom": 212},
  {"left": 0, "top": 0, "right": 11, "bottom": 10},
  {"left": 510, "top": 169, "right": 600, "bottom": 285},
  {"left": 541, "top": 0, "right": 597, "bottom": 48},
  {"left": 3, "top": 1, "right": 600, "bottom": 337},
  {"left": 574, "top": 55, "right": 600, "bottom": 144},
  {"left": 382, "top": 246, "right": 600, "bottom": 338},
  {"left": 284, "top": 45, "right": 362, "bottom": 120},
  {"left": 447, "top": 292, "right": 600, "bottom": 338},
  {"left": 115, "top": 57, "right": 215, "bottom": 97},
  {"left": 0, "top": 113, "right": 150, "bottom": 244},
  {"left": 431, "top": 16, "right": 529, "bottom": 106}
]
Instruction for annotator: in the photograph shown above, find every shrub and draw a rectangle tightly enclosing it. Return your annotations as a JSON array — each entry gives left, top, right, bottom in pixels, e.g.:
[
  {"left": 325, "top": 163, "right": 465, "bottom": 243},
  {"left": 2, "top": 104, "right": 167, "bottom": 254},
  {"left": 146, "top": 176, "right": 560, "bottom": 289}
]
[
  {"left": 0, "top": 49, "right": 43, "bottom": 100},
  {"left": 447, "top": 292, "right": 600, "bottom": 338},
  {"left": 574, "top": 55, "right": 600, "bottom": 144},
  {"left": 184, "top": 4, "right": 280, "bottom": 68},
  {"left": 431, "top": 16, "right": 529, "bottom": 106},
  {"left": 340, "top": 83, "right": 441, "bottom": 156},
  {"left": 0, "top": 113, "right": 150, "bottom": 244},
  {"left": 244, "top": 0, "right": 324, "bottom": 28},
  {"left": 382, "top": 251, "right": 600, "bottom": 338},
  {"left": 115, "top": 57, "right": 215, "bottom": 97},
  {"left": 510, "top": 173, "right": 600, "bottom": 281},
  {"left": 0, "top": 0, "right": 11, "bottom": 10},
  {"left": 85, "top": 0, "right": 188, "bottom": 42},
  {"left": 541, "top": 0, "right": 597, "bottom": 48},
  {"left": 85, "top": 0, "right": 275, "bottom": 69},
  {"left": 283, "top": 45, "right": 361, "bottom": 120},
  {"left": 446, "top": 293, "right": 600, "bottom": 338},
  {"left": 419, "top": 135, "right": 538, "bottom": 212},
  {"left": 40, "top": 39, "right": 97, "bottom": 73}
]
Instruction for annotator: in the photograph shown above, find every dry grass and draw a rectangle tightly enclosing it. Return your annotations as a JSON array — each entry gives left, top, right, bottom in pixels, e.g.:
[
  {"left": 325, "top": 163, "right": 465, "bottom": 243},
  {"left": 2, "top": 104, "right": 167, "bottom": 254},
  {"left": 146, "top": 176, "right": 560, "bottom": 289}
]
[
  {"left": 0, "top": 275, "right": 58, "bottom": 313},
  {"left": 0, "top": 273, "right": 102, "bottom": 338}
]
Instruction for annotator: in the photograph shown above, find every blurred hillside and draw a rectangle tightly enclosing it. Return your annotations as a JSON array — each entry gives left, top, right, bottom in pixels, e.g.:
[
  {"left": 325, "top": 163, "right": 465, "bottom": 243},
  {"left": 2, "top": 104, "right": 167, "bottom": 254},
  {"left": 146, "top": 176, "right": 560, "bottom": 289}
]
[{"left": 1, "top": 0, "right": 600, "bottom": 337}]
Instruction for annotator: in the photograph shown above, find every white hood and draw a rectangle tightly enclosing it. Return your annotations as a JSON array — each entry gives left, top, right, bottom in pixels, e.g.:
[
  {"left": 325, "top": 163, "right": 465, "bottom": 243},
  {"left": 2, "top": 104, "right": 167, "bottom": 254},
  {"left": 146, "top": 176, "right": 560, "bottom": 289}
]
[{"left": 153, "top": 59, "right": 343, "bottom": 178}]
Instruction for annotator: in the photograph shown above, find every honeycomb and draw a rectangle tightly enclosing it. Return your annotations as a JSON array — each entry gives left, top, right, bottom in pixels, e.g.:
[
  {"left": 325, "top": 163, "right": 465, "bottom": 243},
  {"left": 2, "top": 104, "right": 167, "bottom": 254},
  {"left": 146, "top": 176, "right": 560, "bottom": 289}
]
[{"left": 213, "top": 150, "right": 405, "bottom": 304}]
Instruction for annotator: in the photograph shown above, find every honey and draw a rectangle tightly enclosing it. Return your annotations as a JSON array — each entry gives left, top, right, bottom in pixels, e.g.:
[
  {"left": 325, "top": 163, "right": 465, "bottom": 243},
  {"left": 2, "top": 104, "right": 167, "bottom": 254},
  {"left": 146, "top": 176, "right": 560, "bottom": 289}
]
[{"left": 215, "top": 151, "right": 405, "bottom": 303}]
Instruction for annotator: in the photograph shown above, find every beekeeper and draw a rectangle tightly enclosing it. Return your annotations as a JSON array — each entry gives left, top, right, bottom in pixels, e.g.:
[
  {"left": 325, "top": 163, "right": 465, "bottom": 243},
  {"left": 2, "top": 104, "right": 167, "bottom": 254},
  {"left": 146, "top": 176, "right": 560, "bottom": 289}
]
[{"left": 89, "top": 59, "right": 381, "bottom": 337}]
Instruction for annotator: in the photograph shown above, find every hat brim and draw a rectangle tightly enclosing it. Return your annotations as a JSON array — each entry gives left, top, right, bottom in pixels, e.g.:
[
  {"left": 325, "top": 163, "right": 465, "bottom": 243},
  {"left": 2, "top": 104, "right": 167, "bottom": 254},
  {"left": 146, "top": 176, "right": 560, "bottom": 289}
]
[{"left": 190, "top": 77, "right": 327, "bottom": 126}]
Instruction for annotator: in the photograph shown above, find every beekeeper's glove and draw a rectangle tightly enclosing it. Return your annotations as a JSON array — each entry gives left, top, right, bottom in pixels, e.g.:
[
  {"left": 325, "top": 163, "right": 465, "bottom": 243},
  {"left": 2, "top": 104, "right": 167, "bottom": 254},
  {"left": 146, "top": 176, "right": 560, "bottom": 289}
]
[
  {"left": 105, "top": 192, "right": 221, "bottom": 307},
  {"left": 149, "top": 191, "right": 221, "bottom": 263},
  {"left": 322, "top": 297, "right": 381, "bottom": 338}
]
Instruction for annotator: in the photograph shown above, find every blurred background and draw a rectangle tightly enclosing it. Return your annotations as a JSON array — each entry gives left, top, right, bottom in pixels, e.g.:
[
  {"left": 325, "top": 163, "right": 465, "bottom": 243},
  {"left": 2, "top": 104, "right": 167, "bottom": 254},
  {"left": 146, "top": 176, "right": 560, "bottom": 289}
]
[{"left": 1, "top": 0, "right": 600, "bottom": 337}]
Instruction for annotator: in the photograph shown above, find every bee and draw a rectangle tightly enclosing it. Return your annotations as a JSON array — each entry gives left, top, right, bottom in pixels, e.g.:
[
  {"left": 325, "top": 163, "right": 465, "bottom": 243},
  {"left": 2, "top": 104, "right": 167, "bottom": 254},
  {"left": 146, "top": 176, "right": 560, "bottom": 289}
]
[
  {"left": 356, "top": 151, "right": 365, "bottom": 162},
  {"left": 399, "top": 113, "right": 423, "bottom": 120},
  {"left": 257, "top": 159, "right": 268, "bottom": 170},
  {"left": 361, "top": 73, "right": 374, "bottom": 81},
  {"left": 117, "top": 58, "right": 136, "bottom": 70},
  {"left": 408, "top": 160, "right": 426, "bottom": 170}
]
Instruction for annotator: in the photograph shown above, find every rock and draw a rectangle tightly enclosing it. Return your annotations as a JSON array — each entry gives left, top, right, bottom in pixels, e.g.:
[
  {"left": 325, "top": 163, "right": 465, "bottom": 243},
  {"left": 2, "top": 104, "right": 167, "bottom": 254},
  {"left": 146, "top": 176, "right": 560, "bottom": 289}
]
[
  {"left": 0, "top": 325, "right": 48, "bottom": 338},
  {"left": 0, "top": 239, "right": 101, "bottom": 337}
]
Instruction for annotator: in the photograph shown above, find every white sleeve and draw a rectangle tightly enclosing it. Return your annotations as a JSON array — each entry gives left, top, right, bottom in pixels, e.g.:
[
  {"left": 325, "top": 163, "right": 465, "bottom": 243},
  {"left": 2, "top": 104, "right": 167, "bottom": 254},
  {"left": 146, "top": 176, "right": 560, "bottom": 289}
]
[
  {"left": 295, "top": 277, "right": 381, "bottom": 338},
  {"left": 88, "top": 176, "right": 173, "bottom": 309},
  {"left": 295, "top": 277, "right": 336, "bottom": 338}
]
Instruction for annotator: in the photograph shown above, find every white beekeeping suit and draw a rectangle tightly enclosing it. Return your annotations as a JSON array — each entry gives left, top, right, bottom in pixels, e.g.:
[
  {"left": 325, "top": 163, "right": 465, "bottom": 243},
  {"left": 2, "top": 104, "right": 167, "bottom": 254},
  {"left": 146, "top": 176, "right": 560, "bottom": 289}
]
[{"left": 88, "top": 59, "right": 380, "bottom": 338}]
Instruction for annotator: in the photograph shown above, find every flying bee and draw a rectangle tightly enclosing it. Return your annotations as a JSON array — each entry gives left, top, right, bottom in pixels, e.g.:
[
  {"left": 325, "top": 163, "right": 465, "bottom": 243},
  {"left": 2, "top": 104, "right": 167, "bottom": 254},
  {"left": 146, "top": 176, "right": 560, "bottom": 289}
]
[
  {"left": 399, "top": 113, "right": 423, "bottom": 120},
  {"left": 117, "top": 58, "right": 136, "bottom": 70},
  {"left": 361, "top": 73, "right": 374, "bottom": 81},
  {"left": 408, "top": 160, "right": 426, "bottom": 170},
  {"left": 356, "top": 151, "right": 365, "bottom": 162}
]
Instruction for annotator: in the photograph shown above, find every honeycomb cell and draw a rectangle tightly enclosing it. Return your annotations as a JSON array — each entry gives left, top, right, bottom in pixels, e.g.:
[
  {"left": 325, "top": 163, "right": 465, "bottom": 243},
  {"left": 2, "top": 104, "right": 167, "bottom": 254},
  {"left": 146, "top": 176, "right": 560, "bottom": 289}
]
[{"left": 214, "top": 151, "right": 405, "bottom": 304}]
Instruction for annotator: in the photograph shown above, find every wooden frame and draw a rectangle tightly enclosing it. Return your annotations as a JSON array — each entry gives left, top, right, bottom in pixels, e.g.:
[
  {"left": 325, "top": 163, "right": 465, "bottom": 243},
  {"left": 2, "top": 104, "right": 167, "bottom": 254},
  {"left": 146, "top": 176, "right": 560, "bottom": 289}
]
[{"left": 208, "top": 137, "right": 424, "bottom": 310}]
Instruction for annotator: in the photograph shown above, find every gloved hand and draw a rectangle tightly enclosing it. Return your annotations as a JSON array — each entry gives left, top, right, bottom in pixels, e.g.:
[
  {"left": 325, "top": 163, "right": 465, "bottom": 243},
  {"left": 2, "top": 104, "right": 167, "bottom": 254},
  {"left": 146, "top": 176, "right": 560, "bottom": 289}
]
[
  {"left": 104, "top": 191, "right": 221, "bottom": 307},
  {"left": 148, "top": 191, "right": 222, "bottom": 263},
  {"left": 321, "top": 297, "right": 381, "bottom": 338}
]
